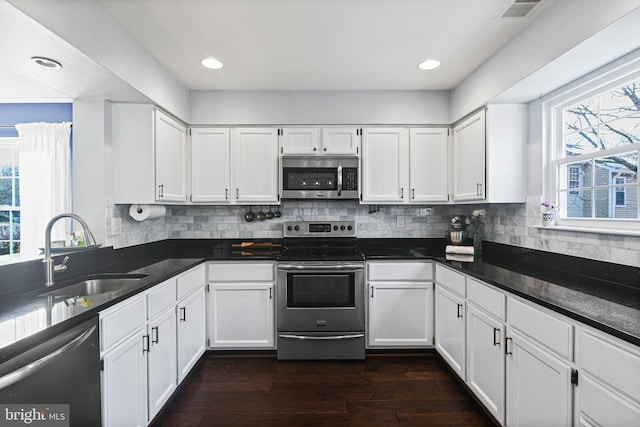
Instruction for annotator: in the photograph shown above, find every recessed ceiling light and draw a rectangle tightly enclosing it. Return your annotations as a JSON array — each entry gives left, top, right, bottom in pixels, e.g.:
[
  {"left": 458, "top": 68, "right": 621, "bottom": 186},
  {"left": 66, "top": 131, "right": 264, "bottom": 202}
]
[
  {"left": 31, "top": 56, "right": 62, "bottom": 69},
  {"left": 418, "top": 59, "right": 441, "bottom": 70},
  {"left": 201, "top": 57, "right": 224, "bottom": 70}
]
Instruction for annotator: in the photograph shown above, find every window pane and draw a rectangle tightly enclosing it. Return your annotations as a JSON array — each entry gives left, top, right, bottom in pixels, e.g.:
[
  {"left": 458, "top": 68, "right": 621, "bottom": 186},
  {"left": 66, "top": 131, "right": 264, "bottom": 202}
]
[
  {"left": 0, "top": 165, "right": 12, "bottom": 177},
  {"left": 594, "top": 151, "right": 638, "bottom": 187},
  {"left": 565, "top": 128, "right": 599, "bottom": 156},
  {"left": 600, "top": 81, "right": 640, "bottom": 121},
  {"left": 559, "top": 161, "right": 591, "bottom": 191},
  {"left": 14, "top": 178, "right": 19, "bottom": 206},
  {"left": 0, "top": 225, "right": 9, "bottom": 240},
  {"left": 0, "top": 179, "right": 12, "bottom": 205},
  {"left": 0, "top": 242, "right": 9, "bottom": 256},
  {"left": 560, "top": 188, "right": 593, "bottom": 218},
  {"left": 600, "top": 115, "right": 640, "bottom": 149},
  {"left": 0, "top": 210, "right": 8, "bottom": 223},
  {"left": 564, "top": 97, "right": 599, "bottom": 134},
  {"left": 12, "top": 242, "right": 20, "bottom": 254}
]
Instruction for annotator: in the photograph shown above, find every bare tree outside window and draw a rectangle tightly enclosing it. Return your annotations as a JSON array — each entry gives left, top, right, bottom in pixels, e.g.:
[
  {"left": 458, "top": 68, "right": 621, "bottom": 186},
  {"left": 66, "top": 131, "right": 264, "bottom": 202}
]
[{"left": 558, "top": 80, "right": 639, "bottom": 220}]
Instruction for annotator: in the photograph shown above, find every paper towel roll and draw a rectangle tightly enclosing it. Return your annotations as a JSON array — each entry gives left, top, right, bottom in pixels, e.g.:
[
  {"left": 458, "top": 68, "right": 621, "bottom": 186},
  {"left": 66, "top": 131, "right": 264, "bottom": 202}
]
[
  {"left": 445, "top": 245, "right": 474, "bottom": 255},
  {"left": 129, "top": 204, "right": 166, "bottom": 221}
]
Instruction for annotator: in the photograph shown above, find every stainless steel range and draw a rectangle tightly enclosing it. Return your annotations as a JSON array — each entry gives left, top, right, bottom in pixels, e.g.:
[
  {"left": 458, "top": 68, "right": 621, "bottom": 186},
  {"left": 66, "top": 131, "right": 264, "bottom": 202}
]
[{"left": 276, "top": 220, "right": 365, "bottom": 360}]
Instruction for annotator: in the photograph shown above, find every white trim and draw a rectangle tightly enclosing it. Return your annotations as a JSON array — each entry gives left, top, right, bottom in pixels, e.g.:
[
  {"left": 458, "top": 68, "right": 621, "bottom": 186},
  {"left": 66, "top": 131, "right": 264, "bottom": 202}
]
[{"left": 535, "top": 225, "right": 640, "bottom": 237}]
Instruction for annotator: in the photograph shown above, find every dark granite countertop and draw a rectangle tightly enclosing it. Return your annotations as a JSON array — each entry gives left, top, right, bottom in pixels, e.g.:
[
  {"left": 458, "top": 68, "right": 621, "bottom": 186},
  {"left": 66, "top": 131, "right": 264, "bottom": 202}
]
[{"left": 1, "top": 238, "right": 638, "bottom": 359}]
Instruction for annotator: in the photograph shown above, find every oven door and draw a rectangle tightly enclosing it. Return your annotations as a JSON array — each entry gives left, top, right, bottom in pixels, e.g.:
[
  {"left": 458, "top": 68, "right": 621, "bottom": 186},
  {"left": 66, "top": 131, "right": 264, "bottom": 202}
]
[{"left": 276, "top": 263, "right": 365, "bottom": 333}]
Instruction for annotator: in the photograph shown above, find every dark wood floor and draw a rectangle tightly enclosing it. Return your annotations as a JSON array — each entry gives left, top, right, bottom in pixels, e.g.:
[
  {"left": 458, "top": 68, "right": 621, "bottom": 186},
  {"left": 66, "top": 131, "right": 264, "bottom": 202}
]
[{"left": 152, "top": 352, "right": 494, "bottom": 426}]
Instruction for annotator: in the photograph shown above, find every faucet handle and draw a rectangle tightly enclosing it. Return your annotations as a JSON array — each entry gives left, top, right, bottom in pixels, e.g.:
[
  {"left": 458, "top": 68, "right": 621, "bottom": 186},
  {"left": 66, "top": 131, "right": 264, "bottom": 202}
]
[{"left": 54, "top": 256, "right": 70, "bottom": 273}]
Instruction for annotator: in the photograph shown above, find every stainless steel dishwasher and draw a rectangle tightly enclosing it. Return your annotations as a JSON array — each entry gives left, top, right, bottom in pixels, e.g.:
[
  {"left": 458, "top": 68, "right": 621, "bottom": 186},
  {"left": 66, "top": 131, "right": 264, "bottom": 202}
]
[{"left": 0, "top": 316, "right": 101, "bottom": 426}]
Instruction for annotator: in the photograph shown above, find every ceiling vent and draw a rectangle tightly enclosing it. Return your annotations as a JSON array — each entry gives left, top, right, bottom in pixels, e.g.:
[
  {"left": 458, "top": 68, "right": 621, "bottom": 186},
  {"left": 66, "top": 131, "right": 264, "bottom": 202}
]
[{"left": 501, "top": 0, "right": 542, "bottom": 18}]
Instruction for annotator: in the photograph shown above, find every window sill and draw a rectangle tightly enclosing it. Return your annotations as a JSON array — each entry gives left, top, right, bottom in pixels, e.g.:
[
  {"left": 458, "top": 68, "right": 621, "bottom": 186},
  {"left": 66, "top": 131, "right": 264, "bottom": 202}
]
[{"left": 535, "top": 225, "right": 640, "bottom": 237}]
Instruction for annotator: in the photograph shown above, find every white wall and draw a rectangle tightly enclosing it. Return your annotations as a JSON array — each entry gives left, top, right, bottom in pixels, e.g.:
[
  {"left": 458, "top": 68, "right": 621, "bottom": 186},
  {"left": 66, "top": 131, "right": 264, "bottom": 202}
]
[
  {"left": 451, "top": 0, "right": 640, "bottom": 122},
  {"left": 190, "top": 90, "right": 450, "bottom": 125},
  {"left": 72, "top": 99, "right": 107, "bottom": 244}
]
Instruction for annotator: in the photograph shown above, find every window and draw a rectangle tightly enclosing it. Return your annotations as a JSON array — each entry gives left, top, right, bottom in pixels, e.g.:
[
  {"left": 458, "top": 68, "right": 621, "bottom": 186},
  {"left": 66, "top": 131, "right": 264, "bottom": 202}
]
[
  {"left": 0, "top": 138, "right": 20, "bottom": 255},
  {"left": 549, "top": 70, "right": 639, "bottom": 229}
]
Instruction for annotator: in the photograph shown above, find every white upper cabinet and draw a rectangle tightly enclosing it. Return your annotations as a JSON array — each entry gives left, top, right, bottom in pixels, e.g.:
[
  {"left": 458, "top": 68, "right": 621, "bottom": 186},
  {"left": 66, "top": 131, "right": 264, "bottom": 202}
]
[
  {"left": 409, "top": 128, "right": 449, "bottom": 203},
  {"left": 361, "top": 127, "right": 448, "bottom": 204},
  {"left": 280, "top": 127, "right": 320, "bottom": 155},
  {"left": 112, "top": 104, "right": 188, "bottom": 204},
  {"left": 280, "top": 127, "right": 360, "bottom": 155},
  {"left": 190, "top": 128, "right": 231, "bottom": 203},
  {"left": 361, "top": 127, "right": 409, "bottom": 203},
  {"left": 233, "top": 128, "right": 280, "bottom": 204},
  {"left": 321, "top": 127, "right": 360, "bottom": 155},
  {"left": 154, "top": 111, "right": 188, "bottom": 202},
  {"left": 452, "top": 105, "right": 526, "bottom": 203}
]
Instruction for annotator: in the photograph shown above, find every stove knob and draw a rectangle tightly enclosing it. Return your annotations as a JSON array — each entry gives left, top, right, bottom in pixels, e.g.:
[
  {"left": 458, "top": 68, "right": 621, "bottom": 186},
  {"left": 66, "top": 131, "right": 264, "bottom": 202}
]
[
  {"left": 340, "top": 225, "right": 346, "bottom": 231},
  {"left": 294, "top": 226, "right": 300, "bottom": 231},
  {"left": 287, "top": 226, "right": 293, "bottom": 231},
  {"left": 333, "top": 225, "right": 339, "bottom": 231},
  {"left": 347, "top": 225, "right": 353, "bottom": 231}
]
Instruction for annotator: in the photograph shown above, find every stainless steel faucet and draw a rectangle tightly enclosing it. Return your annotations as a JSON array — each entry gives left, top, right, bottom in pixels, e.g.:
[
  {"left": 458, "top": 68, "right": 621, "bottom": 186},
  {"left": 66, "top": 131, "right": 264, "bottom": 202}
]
[{"left": 43, "top": 213, "right": 97, "bottom": 287}]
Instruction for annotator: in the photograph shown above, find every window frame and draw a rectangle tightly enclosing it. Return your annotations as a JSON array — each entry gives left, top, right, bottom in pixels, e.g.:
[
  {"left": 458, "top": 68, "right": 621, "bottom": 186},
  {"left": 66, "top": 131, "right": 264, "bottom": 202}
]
[{"left": 546, "top": 60, "right": 640, "bottom": 232}]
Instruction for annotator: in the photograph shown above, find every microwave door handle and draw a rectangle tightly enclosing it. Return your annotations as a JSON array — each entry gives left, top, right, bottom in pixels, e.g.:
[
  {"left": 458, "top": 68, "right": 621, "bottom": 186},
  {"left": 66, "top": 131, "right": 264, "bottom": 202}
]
[{"left": 337, "top": 165, "right": 343, "bottom": 196}]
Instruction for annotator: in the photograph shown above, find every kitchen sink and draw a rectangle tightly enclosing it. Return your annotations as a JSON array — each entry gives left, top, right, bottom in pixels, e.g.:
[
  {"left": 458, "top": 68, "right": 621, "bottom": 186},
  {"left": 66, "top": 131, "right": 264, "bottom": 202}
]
[{"left": 40, "top": 273, "right": 148, "bottom": 297}]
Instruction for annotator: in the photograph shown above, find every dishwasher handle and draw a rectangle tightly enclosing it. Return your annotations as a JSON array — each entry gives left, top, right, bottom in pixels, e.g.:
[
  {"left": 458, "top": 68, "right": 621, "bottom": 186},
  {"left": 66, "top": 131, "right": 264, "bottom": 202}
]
[{"left": 0, "top": 324, "right": 97, "bottom": 391}]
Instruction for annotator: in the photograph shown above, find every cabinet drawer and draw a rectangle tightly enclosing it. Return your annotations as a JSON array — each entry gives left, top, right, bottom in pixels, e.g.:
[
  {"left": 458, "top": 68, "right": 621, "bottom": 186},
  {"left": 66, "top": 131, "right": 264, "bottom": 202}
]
[
  {"left": 580, "top": 330, "right": 640, "bottom": 402},
  {"left": 508, "top": 297, "right": 573, "bottom": 360},
  {"left": 435, "top": 264, "right": 466, "bottom": 297},
  {"left": 100, "top": 295, "right": 146, "bottom": 352},
  {"left": 177, "top": 264, "right": 206, "bottom": 300},
  {"left": 209, "top": 263, "right": 274, "bottom": 282},
  {"left": 147, "top": 278, "right": 177, "bottom": 319},
  {"left": 467, "top": 278, "right": 505, "bottom": 321},
  {"left": 368, "top": 262, "right": 433, "bottom": 281}
]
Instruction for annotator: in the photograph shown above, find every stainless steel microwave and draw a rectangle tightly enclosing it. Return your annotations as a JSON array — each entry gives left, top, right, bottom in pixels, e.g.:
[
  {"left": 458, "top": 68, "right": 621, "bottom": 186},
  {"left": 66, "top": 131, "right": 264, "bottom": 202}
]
[{"left": 281, "top": 156, "right": 359, "bottom": 200}]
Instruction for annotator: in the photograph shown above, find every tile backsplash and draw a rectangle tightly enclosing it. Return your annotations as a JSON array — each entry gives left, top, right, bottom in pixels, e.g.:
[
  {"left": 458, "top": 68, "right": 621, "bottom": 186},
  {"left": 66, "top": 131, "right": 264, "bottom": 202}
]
[{"left": 106, "top": 196, "right": 640, "bottom": 267}]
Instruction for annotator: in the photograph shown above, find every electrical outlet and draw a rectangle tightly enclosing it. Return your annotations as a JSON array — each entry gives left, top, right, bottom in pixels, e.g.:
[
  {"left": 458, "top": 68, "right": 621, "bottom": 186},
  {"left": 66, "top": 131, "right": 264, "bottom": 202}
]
[
  {"left": 109, "top": 218, "right": 123, "bottom": 236},
  {"left": 396, "top": 215, "right": 405, "bottom": 228}
]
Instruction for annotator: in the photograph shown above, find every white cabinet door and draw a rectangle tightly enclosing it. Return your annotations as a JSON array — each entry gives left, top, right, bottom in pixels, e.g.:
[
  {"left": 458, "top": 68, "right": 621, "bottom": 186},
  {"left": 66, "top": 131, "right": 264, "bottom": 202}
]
[
  {"left": 280, "top": 127, "right": 319, "bottom": 155},
  {"left": 466, "top": 304, "right": 505, "bottom": 425},
  {"left": 409, "top": 128, "right": 449, "bottom": 203},
  {"left": 361, "top": 127, "right": 409, "bottom": 203},
  {"left": 102, "top": 330, "right": 148, "bottom": 427},
  {"left": 452, "top": 110, "right": 486, "bottom": 201},
  {"left": 435, "top": 284, "right": 466, "bottom": 379},
  {"left": 506, "top": 330, "right": 573, "bottom": 427},
  {"left": 321, "top": 128, "right": 359, "bottom": 155},
  {"left": 232, "top": 128, "right": 280, "bottom": 204},
  {"left": 155, "top": 110, "right": 188, "bottom": 202},
  {"left": 177, "top": 287, "right": 207, "bottom": 383},
  {"left": 577, "top": 374, "right": 640, "bottom": 427},
  {"left": 208, "top": 283, "right": 275, "bottom": 348},
  {"left": 368, "top": 282, "right": 433, "bottom": 347},
  {"left": 147, "top": 308, "right": 177, "bottom": 422},
  {"left": 191, "top": 128, "right": 231, "bottom": 203}
]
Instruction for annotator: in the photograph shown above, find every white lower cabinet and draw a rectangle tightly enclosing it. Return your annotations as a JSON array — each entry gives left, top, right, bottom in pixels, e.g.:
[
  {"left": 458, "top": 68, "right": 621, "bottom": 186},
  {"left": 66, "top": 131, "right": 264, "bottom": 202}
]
[
  {"left": 101, "top": 327, "right": 148, "bottom": 427},
  {"left": 207, "top": 262, "right": 275, "bottom": 349},
  {"left": 147, "top": 308, "right": 177, "bottom": 421},
  {"left": 367, "top": 261, "right": 434, "bottom": 348},
  {"left": 466, "top": 304, "right": 505, "bottom": 425},
  {"left": 177, "top": 287, "right": 207, "bottom": 382},
  {"left": 100, "top": 265, "right": 207, "bottom": 427},
  {"left": 505, "top": 330, "right": 573, "bottom": 427},
  {"left": 434, "top": 284, "right": 466, "bottom": 379},
  {"left": 577, "top": 328, "right": 640, "bottom": 427}
]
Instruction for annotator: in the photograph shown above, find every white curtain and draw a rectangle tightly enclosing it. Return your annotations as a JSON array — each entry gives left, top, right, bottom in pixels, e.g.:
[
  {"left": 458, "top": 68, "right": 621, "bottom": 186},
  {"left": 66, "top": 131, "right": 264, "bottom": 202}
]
[{"left": 15, "top": 122, "right": 71, "bottom": 255}]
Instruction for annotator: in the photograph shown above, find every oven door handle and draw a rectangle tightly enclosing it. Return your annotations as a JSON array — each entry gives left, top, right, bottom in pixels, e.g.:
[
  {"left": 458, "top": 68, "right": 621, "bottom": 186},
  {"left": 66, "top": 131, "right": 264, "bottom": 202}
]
[
  {"left": 277, "top": 264, "right": 364, "bottom": 271},
  {"left": 278, "top": 334, "right": 365, "bottom": 341},
  {"left": 337, "top": 165, "right": 343, "bottom": 196}
]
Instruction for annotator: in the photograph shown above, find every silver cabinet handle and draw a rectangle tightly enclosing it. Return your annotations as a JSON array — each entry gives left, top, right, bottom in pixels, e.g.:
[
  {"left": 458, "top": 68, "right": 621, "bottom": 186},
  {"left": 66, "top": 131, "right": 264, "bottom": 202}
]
[
  {"left": 225, "top": 188, "right": 228, "bottom": 200},
  {"left": 142, "top": 334, "right": 150, "bottom": 353},
  {"left": 236, "top": 188, "right": 239, "bottom": 199},
  {"left": 180, "top": 307, "right": 186, "bottom": 322},
  {"left": 0, "top": 324, "right": 96, "bottom": 390},
  {"left": 158, "top": 184, "right": 164, "bottom": 198},
  {"left": 493, "top": 328, "right": 501, "bottom": 346},
  {"left": 412, "top": 188, "right": 415, "bottom": 199},
  {"left": 151, "top": 326, "right": 159, "bottom": 344},
  {"left": 477, "top": 183, "right": 482, "bottom": 196},
  {"left": 456, "top": 304, "right": 464, "bottom": 318},
  {"left": 279, "top": 334, "right": 364, "bottom": 341},
  {"left": 400, "top": 187, "right": 404, "bottom": 198}
]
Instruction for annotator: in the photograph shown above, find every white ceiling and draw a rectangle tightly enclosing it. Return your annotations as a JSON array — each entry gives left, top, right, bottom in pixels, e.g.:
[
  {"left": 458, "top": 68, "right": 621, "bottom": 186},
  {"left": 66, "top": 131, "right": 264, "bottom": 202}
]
[{"left": 93, "top": 0, "right": 551, "bottom": 91}]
